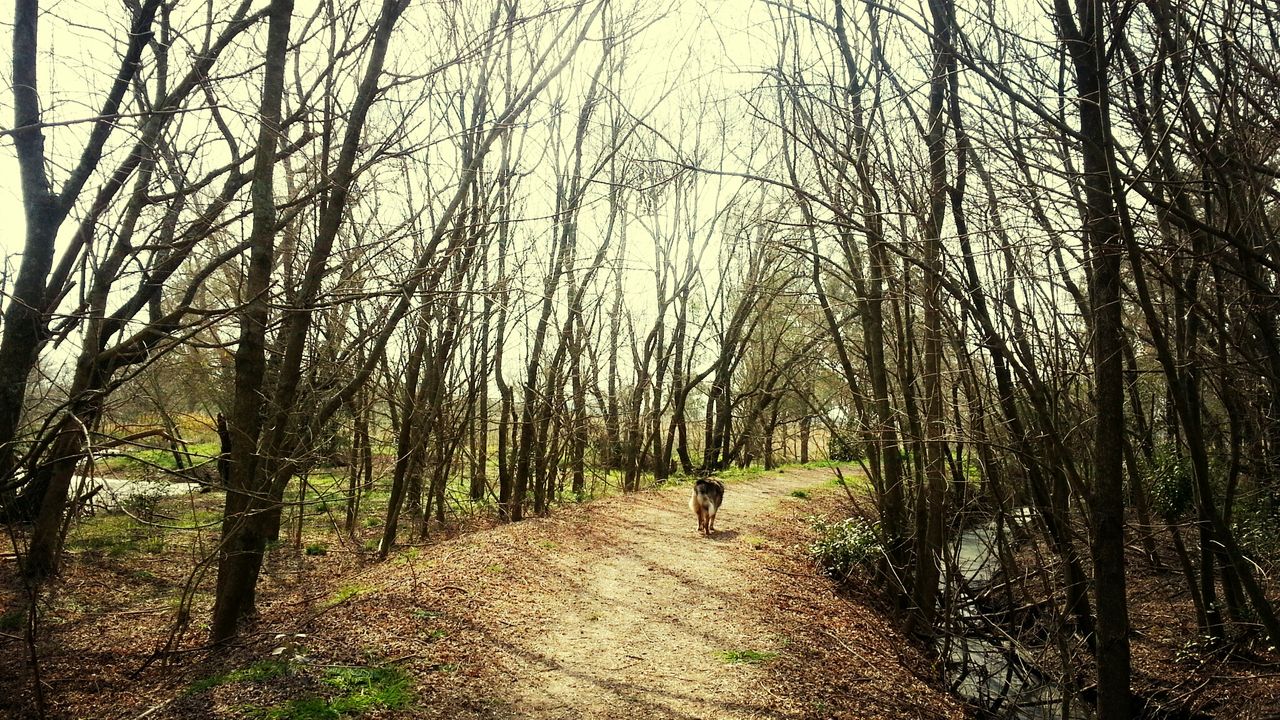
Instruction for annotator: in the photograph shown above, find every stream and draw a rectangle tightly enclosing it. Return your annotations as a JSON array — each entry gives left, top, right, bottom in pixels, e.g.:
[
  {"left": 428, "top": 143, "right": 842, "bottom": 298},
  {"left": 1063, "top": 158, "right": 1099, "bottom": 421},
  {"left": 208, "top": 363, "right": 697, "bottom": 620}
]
[
  {"left": 73, "top": 475, "right": 201, "bottom": 511},
  {"left": 946, "top": 509, "right": 1092, "bottom": 719}
]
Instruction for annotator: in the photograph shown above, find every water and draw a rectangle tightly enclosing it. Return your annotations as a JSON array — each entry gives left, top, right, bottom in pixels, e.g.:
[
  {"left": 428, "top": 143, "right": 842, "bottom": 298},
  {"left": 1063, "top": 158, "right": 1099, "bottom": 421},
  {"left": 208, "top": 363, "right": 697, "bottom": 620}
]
[
  {"left": 73, "top": 475, "right": 200, "bottom": 511},
  {"left": 945, "top": 509, "right": 1092, "bottom": 720}
]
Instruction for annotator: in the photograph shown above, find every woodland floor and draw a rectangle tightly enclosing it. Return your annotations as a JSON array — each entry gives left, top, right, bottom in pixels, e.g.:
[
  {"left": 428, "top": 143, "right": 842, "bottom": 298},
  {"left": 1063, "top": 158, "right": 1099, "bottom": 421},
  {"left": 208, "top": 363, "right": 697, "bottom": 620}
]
[
  {"left": 6, "top": 467, "right": 1279, "bottom": 719},
  {"left": 1, "top": 467, "right": 965, "bottom": 719}
]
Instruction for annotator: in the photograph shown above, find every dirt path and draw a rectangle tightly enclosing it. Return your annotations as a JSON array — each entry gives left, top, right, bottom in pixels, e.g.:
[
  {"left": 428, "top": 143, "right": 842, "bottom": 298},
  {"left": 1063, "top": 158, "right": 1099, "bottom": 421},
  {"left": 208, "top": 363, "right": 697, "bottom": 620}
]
[
  {"left": 488, "top": 472, "right": 820, "bottom": 719},
  {"left": 159, "top": 467, "right": 962, "bottom": 719}
]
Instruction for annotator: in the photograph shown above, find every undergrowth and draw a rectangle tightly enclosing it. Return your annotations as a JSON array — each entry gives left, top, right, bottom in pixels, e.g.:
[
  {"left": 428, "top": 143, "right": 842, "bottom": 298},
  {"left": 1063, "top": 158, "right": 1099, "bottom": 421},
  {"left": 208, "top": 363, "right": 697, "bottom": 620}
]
[
  {"left": 719, "top": 649, "right": 777, "bottom": 664},
  {"left": 808, "top": 516, "right": 882, "bottom": 579},
  {"left": 189, "top": 661, "right": 413, "bottom": 719}
]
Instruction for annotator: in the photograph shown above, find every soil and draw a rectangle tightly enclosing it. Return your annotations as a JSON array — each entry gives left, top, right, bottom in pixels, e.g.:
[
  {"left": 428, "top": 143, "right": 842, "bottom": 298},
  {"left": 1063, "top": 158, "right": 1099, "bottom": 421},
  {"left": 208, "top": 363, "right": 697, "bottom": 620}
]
[{"left": 1, "top": 467, "right": 964, "bottom": 719}]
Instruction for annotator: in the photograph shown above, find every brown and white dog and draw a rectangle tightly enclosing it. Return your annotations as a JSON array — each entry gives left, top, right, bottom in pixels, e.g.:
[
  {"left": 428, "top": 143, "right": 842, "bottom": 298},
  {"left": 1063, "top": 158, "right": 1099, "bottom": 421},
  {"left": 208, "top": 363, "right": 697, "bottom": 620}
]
[{"left": 690, "top": 477, "right": 725, "bottom": 536}]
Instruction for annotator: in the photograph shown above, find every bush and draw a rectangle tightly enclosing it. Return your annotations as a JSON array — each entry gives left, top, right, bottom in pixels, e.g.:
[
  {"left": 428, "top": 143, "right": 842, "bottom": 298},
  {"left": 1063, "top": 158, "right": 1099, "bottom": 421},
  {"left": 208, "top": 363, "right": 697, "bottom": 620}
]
[
  {"left": 827, "top": 426, "right": 865, "bottom": 463},
  {"left": 809, "top": 516, "right": 882, "bottom": 578},
  {"left": 1142, "top": 448, "right": 1193, "bottom": 520},
  {"left": 1231, "top": 493, "right": 1280, "bottom": 561},
  {"left": 121, "top": 481, "right": 171, "bottom": 522}
]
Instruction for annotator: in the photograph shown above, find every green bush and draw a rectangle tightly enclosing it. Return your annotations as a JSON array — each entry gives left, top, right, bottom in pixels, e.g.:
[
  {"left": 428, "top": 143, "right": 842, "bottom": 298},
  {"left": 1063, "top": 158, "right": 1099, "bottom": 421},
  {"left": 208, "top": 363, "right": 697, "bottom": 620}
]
[
  {"left": 827, "top": 428, "right": 865, "bottom": 463},
  {"left": 121, "top": 481, "right": 171, "bottom": 522},
  {"left": 1142, "top": 449, "right": 1193, "bottom": 520},
  {"left": 809, "top": 516, "right": 882, "bottom": 578},
  {"left": 1232, "top": 494, "right": 1280, "bottom": 561}
]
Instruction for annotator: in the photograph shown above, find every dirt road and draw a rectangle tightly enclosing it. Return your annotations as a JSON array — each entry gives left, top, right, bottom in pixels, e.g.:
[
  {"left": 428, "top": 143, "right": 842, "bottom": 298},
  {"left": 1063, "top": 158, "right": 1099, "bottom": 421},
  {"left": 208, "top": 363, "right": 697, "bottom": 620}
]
[
  {"left": 369, "top": 468, "right": 963, "bottom": 719},
  {"left": 495, "top": 472, "right": 819, "bottom": 718},
  {"left": 11, "top": 466, "right": 962, "bottom": 719}
]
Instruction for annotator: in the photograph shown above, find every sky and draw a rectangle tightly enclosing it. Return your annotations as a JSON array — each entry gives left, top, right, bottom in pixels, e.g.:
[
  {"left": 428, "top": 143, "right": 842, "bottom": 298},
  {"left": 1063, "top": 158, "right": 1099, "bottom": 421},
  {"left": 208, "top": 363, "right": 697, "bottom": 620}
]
[{"left": 0, "top": 0, "right": 779, "bottom": 263}]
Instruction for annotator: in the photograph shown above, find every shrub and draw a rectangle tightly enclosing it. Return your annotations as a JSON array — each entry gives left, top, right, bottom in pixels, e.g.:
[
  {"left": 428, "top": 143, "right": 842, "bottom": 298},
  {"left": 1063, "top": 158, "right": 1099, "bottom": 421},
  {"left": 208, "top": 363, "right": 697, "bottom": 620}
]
[
  {"left": 827, "top": 427, "right": 865, "bottom": 463},
  {"left": 1142, "top": 448, "right": 1193, "bottom": 520},
  {"left": 121, "top": 481, "right": 171, "bottom": 522},
  {"left": 809, "top": 516, "right": 882, "bottom": 578},
  {"left": 1232, "top": 494, "right": 1280, "bottom": 561}
]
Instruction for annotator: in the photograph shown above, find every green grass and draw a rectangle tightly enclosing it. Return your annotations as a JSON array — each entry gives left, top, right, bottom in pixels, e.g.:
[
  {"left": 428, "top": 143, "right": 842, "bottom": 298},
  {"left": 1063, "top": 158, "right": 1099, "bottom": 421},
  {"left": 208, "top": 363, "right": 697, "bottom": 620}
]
[
  {"left": 66, "top": 513, "right": 168, "bottom": 557},
  {"left": 304, "top": 543, "right": 328, "bottom": 556},
  {"left": 796, "top": 459, "right": 844, "bottom": 469},
  {"left": 392, "top": 547, "right": 420, "bottom": 564},
  {"left": 719, "top": 649, "right": 777, "bottom": 664},
  {"left": 100, "top": 442, "right": 223, "bottom": 473},
  {"left": 175, "top": 509, "right": 222, "bottom": 529},
  {"left": 187, "top": 659, "right": 292, "bottom": 694},
  {"left": 789, "top": 489, "right": 810, "bottom": 499},
  {"left": 825, "top": 471, "right": 869, "bottom": 490},
  {"left": 716, "top": 466, "right": 770, "bottom": 481},
  {"left": 236, "top": 665, "right": 413, "bottom": 719},
  {"left": 327, "top": 584, "right": 372, "bottom": 607},
  {"left": 743, "top": 536, "right": 766, "bottom": 550}
]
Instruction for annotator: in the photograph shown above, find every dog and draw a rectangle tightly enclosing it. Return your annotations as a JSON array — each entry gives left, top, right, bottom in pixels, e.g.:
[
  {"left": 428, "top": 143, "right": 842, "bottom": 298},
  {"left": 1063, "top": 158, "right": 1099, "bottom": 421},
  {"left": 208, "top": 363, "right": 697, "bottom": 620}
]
[{"left": 690, "top": 477, "right": 725, "bottom": 536}]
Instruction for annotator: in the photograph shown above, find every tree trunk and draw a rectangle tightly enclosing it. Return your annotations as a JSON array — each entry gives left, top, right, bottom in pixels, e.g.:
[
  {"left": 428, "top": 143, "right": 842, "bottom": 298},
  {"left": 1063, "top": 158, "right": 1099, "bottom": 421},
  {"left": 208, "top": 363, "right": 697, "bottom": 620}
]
[
  {"left": 1054, "top": 0, "right": 1132, "bottom": 712},
  {"left": 209, "top": 0, "right": 296, "bottom": 643}
]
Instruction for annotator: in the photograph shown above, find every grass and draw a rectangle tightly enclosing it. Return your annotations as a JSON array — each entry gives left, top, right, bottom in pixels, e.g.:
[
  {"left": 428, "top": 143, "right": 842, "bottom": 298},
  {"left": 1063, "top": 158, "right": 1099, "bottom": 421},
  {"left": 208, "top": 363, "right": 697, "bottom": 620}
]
[
  {"left": 187, "top": 659, "right": 292, "bottom": 694},
  {"left": 391, "top": 547, "right": 420, "bottom": 565},
  {"left": 100, "top": 441, "right": 223, "bottom": 473},
  {"left": 175, "top": 508, "right": 222, "bottom": 529},
  {"left": 66, "top": 513, "right": 169, "bottom": 557},
  {"left": 743, "top": 536, "right": 767, "bottom": 550},
  {"left": 789, "top": 489, "right": 810, "bottom": 499},
  {"left": 796, "top": 459, "right": 845, "bottom": 469},
  {"left": 226, "top": 665, "right": 414, "bottom": 719},
  {"left": 716, "top": 466, "right": 771, "bottom": 481},
  {"left": 719, "top": 649, "right": 778, "bottom": 665},
  {"left": 825, "top": 470, "right": 869, "bottom": 490},
  {"left": 327, "top": 584, "right": 372, "bottom": 607}
]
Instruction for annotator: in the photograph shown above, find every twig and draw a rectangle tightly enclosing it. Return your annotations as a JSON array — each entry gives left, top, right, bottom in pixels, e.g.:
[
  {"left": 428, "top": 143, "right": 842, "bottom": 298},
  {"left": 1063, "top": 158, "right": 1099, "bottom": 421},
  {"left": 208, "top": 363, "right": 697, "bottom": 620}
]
[
  {"left": 133, "top": 698, "right": 173, "bottom": 720},
  {"left": 822, "top": 628, "right": 876, "bottom": 666}
]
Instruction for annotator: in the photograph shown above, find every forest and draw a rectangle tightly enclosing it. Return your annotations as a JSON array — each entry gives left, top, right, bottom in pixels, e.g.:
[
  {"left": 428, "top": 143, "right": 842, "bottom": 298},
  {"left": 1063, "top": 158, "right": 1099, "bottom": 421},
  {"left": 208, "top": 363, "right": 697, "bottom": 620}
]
[{"left": 1, "top": 0, "right": 1279, "bottom": 718}]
